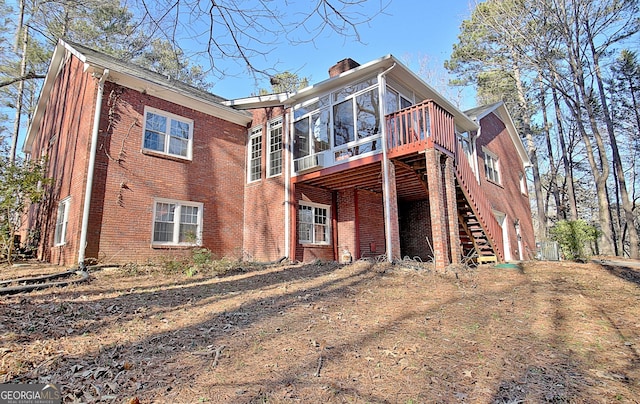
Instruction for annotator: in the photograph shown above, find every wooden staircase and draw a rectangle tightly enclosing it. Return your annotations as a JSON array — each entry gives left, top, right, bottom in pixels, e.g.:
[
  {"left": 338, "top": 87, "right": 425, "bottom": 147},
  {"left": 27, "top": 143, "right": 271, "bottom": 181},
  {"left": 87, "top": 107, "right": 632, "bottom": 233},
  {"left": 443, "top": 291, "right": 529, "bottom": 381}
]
[
  {"left": 457, "top": 186, "right": 497, "bottom": 262},
  {"left": 453, "top": 143, "right": 503, "bottom": 263}
]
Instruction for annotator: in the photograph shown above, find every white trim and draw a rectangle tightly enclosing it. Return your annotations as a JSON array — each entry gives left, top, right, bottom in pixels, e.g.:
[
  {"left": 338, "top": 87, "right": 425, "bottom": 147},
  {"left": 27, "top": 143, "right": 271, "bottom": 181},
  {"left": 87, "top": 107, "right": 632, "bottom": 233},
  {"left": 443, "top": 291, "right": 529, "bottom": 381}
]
[
  {"left": 142, "top": 106, "right": 194, "bottom": 160},
  {"left": 151, "top": 198, "right": 203, "bottom": 246},
  {"left": 493, "top": 210, "right": 512, "bottom": 261}
]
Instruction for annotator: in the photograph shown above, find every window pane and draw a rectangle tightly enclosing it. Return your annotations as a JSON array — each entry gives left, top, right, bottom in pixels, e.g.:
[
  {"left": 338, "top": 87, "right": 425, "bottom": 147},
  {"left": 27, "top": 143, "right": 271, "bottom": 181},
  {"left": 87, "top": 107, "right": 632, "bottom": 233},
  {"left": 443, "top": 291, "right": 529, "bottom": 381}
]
[
  {"left": 294, "top": 118, "right": 310, "bottom": 159},
  {"left": 170, "top": 120, "right": 190, "bottom": 139},
  {"left": 299, "top": 223, "right": 312, "bottom": 243},
  {"left": 155, "top": 203, "right": 175, "bottom": 222},
  {"left": 356, "top": 89, "right": 379, "bottom": 139},
  {"left": 154, "top": 222, "right": 174, "bottom": 242},
  {"left": 333, "top": 78, "right": 376, "bottom": 103},
  {"left": 181, "top": 205, "right": 198, "bottom": 224},
  {"left": 169, "top": 137, "right": 188, "bottom": 156},
  {"left": 179, "top": 223, "right": 198, "bottom": 242},
  {"left": 385, "top": 87, "right": 399, "bottom": 114},
  {"left": 312, "top": 109, "right": 330, "bottom": 152},
  {"left": 144, "top": 130, "right": 165, "bottom": 152},
  {"left": 333, "top": 100, "right": 354, "bottom": 146},
  {"left": 146, "top": 112, "right": 167, "bottom": 133},
  {"left": 249, "top": 132, "right": 262, "bottom": 181}
]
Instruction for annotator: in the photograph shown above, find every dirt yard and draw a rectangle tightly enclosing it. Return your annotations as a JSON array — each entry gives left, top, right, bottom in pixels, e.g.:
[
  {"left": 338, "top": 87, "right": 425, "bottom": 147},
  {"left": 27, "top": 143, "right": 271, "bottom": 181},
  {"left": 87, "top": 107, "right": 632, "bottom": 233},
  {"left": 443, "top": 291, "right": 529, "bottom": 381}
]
[{"left": 1, "top": 257, "right": 639, "bottom": 403}]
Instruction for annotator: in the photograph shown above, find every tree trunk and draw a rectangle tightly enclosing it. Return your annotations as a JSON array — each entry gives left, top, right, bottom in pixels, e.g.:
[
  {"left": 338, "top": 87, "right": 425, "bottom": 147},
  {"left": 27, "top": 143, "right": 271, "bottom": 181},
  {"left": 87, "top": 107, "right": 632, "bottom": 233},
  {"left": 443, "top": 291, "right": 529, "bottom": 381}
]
[
  {"left": 550, "top": 78, "right": 578, "bottom": 220},
  {"left": 537, "top": 79, "right": 563, "bottom": 219},
  {"left": 586, "top": 21, "right": 639, "bottom": 258},
  {"left": 512, "top": 53, "right": 547, "bottom": 240},
  {"left": 10, "top": 0, "right": 28, "bottom": 165}
]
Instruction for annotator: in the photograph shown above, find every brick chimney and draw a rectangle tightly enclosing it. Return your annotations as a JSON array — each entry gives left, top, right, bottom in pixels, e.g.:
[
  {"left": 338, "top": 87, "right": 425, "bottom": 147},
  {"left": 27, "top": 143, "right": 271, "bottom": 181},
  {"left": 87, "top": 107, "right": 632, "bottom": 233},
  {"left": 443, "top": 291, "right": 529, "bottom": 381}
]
[{"left": 328, "top": 58, "right": 361, "bottom": 77}]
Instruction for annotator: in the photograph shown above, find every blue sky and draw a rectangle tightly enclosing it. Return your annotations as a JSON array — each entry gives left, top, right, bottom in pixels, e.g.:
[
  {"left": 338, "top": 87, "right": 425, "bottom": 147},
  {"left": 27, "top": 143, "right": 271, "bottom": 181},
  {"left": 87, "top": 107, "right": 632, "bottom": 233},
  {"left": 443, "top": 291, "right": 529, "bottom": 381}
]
[{"left": 208, "top": 0, "right": 477, "bottom": 107}]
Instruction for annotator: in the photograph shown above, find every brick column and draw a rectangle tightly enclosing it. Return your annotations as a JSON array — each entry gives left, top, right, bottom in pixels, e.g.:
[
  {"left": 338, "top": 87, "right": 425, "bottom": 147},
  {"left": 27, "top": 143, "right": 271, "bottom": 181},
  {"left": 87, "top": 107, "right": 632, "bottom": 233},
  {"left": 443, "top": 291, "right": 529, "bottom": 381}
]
[
  {"left": 444, "top": 156, "right": 461, "bottom": 264},
  {"left": 425, "top": 148, "right": 450, "bottom": 268}
]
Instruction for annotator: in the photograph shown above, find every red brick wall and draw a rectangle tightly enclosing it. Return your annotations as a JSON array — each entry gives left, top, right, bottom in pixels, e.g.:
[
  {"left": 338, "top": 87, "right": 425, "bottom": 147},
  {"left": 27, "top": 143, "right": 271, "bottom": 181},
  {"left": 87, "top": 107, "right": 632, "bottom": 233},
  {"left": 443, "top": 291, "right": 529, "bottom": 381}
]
[
  {"left": 476, "top": 112, "right": 535, "bottom": 260},
  {"left": 86, "top": 82, "right": 248, "bottom": 263},
  {"left": 28, "top": 56, "right": 97, "bottom": 266},
  {"left": 243, "top": 107, "right": 287, "bottom": 261},
  {"left": 356, "top": 189, "right": 385, "bottom": 259},
  {"left": 399, "top": 200, "right": 433, "bottom": 260},
  {"left": 337, "top": 189, "right": 356, "bottom": 259}
]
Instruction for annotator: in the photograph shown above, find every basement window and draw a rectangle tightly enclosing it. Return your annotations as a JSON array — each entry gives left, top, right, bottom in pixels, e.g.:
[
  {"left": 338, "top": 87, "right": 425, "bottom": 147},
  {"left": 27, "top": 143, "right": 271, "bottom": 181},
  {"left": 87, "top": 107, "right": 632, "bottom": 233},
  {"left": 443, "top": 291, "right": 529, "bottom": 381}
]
[
  {"left": 298, "top": 202, "right": 330, "bottom": 245},
  {"left": 142, "top": 107, "right": 193, "bottom": 160},
  {"left": 152, "top": 199, "right": 203, "bottom": 246},
  {"left": 54, "top": 197, "right": 70, "bottom": 246}
]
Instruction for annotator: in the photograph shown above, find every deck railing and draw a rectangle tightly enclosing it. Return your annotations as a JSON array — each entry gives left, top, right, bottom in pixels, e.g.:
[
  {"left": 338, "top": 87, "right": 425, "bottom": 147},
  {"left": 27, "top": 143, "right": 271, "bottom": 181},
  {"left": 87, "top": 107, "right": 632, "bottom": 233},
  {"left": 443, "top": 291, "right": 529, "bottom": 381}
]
[
  {"left": 454, "top": 140, "right": 504, "bottom": 260},
  {"left": 385, "top": 99, "right": 456, "bottom": 157}
]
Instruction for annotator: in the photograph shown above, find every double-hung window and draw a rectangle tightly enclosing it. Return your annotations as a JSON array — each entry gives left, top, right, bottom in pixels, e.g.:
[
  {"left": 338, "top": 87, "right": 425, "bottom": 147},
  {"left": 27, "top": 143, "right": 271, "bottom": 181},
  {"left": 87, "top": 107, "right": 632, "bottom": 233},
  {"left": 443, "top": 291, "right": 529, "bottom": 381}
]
[
  {"left": 483, "top": 148, "right": 500, "bottom": 184},
  {"left": 248, "top": 126, "right": 262, "bottom": 182},
  {"left": 268, "top": 118, "right": 283, "bottom": 177},
  {"left": 54, "top": 197, "right": 70, "bottom": 246},
  {"left": 152, "top": 199, "right": 203, "bottom": 246},
  {"left": 143, "top": 107, "right": 193, "bottom": 159},
  {"left": 298, "top": 202, "right": 330, "bottom": 245}
]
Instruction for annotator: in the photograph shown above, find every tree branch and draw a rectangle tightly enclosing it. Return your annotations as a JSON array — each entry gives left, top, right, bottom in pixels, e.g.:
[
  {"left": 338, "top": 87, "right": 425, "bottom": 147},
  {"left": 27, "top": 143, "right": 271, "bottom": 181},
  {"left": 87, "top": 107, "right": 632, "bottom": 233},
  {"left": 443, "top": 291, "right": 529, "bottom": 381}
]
[{"left": 0, "top": 72, "right": 46, "bottom": 89}]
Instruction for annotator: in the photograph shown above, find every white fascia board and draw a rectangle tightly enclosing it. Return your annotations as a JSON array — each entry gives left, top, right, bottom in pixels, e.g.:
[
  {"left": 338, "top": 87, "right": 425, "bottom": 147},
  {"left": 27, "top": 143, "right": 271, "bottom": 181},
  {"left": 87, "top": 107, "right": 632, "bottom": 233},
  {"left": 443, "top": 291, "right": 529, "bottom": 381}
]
[
  {"left": 102, "top": 70, "right": 252, "bottom": 126},
  {"left": 223, "top": 93, "right": 290, "bottom": 109},
  {"left": 23, "top": 40, "right": 68, "bottom": 154}
]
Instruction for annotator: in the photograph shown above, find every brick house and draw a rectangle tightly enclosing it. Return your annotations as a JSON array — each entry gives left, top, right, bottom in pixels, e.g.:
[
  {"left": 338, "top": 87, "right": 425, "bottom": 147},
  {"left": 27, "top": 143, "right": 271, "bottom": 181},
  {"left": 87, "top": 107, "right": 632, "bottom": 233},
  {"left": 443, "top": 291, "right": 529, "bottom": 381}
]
[{"left": 23, "top": 40, "right": 534, "bottom": 268}]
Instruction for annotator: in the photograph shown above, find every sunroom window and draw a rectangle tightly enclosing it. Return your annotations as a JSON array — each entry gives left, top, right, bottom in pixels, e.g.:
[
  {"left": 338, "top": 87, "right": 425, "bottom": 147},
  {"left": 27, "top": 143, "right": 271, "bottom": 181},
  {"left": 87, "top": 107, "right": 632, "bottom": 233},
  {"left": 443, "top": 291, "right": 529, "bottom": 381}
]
[{"left": 293, "top": 108, "right": 330, "bottom": 159}]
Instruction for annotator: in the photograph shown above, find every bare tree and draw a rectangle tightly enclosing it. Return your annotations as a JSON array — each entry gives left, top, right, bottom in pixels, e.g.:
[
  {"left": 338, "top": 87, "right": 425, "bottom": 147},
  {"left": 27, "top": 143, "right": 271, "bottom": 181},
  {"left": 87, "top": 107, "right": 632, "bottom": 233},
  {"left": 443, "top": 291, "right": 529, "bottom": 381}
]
[{"left": 133, "top": 0, "right": 388, "bottom": 78}]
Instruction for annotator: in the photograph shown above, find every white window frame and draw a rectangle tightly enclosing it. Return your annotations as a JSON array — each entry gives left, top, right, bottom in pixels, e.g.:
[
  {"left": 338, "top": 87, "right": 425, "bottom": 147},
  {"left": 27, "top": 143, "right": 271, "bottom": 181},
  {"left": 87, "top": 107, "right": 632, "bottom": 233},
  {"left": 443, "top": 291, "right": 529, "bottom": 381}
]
[
  {"left": 483, "top": 147, "right": 501, "bottom": 185},
  {"left": 267, "top": 118, "right": 283, "bottom": 177},
  {"left": 298, "top": 201, "right": 331, "bottom": 245},
  {"left": 142, "top": 106, "right": 194, "bottom": 160},
  {"left": 54, "top": 197, "right": 70, "bottom": 246},
  {"left": 520, "top": 172, "right": 528, "bottom": 195},
  {"left": 248, "top": 126, "right": 263, "bottom": 182},
  {"left": 151, "top": 198, "right": 203, "bottom": 246}
]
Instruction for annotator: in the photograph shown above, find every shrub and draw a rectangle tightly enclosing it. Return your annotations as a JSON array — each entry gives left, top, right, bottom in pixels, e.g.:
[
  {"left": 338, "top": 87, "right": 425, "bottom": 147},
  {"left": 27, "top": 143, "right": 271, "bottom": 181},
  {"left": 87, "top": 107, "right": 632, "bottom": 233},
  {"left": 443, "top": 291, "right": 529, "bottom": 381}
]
[{"left": 549, "top": 220, "right": 599, "bottom": 261}]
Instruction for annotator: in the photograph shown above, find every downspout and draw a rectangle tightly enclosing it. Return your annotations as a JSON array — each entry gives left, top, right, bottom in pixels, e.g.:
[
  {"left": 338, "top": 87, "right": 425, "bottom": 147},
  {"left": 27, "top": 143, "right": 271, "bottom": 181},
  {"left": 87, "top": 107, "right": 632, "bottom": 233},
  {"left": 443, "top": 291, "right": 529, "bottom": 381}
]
[
  {"left": 378, "top": 63, "right": 396, "bottom": 262},
  {"left": 284, "top": 107, "right": 293, "bottom": 260},
  {"left": 78, "top": 68, "right": 109, "bottom": 267}
]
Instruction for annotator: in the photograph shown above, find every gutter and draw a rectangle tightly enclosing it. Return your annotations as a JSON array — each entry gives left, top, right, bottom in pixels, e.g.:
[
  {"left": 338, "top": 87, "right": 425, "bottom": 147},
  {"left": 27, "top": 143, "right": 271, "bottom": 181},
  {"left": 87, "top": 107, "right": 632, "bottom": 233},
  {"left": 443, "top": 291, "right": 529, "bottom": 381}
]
[
  {"left": 78, "top": 68, "right": 109, "bottom": 267},
  {"left": 378, "top": 63, "right": 396, "bottom": 262}
]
